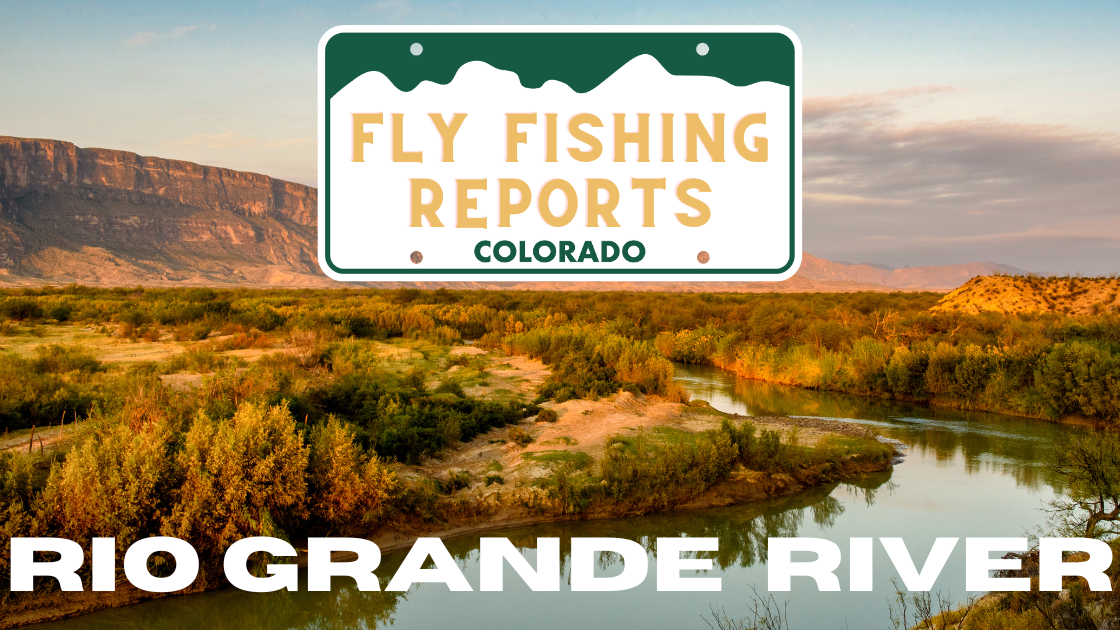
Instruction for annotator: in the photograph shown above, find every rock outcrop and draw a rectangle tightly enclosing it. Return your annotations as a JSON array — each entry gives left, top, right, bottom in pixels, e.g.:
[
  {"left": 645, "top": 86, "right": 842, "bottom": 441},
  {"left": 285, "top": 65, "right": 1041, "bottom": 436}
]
[
  {"left": 0, "top": 136, "right": 324, "bottom": 286},
  {"left": 0, "top": 136, "right": 314, "bottom": 226}
]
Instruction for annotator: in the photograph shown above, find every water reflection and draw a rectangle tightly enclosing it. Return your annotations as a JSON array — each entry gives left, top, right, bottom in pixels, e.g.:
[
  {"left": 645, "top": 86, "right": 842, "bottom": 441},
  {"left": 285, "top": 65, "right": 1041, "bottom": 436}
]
[
  {"left": 453, "top": 479, "right": 886, "bottom": 573},
  {"left": 673, "top": 362, "right": 1067, "bottom": 492},
  {"left": 34, "top": 586, "right": 407, "bottom": 630}
]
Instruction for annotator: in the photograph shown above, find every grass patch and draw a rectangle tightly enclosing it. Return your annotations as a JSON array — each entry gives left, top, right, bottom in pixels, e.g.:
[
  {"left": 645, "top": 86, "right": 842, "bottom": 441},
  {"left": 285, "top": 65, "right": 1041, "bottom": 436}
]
[{"left": 522, "top": 449, "right": 591, "bottom": 469}]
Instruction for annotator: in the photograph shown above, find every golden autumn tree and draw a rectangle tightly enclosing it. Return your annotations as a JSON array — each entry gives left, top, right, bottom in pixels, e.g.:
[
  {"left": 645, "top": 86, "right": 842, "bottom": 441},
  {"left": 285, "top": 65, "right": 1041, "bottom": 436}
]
[
  {"left": 308, "top": 416, "right": 396, "bottom": 535},
  {"left": 162, "top": 401, "right": 309, "bottom": 574}
]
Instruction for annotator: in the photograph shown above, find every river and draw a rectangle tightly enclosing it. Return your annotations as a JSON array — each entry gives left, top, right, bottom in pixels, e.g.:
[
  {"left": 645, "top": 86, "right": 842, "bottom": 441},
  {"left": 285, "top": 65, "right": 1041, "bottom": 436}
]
[{"left": 35, "top": 363, "right": 1077, "bottom": 630}]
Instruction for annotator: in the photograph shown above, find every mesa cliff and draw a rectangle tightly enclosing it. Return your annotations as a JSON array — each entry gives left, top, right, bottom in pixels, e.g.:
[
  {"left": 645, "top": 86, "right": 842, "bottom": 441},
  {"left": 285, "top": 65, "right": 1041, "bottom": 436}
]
[{"left": 0, "top": 135, "right": 323, "bottom": 286}]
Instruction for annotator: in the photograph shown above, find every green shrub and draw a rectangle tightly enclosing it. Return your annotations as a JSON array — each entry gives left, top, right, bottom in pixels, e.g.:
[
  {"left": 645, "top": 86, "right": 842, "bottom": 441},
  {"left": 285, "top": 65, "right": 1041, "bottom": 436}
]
[
  {"left": 441, "top": 470, "right": 473, "bottom": 493},
  {"left": 535, "top": 348, "right": 618, "bottom": 402},
  {"left": 0, "top": 451, "right": 35, "bottom": 593},
  {"left": 1035, "top": 341, "right": 1120, "bottom": 420},
  {"left": 508, "top": 426, "right": 533, "bottom": 447},
  {"left": 954, "top": 345, "right": 994, "bottom": 403},
  {"left": 434, "top": 379, "right": 466, "bottom": 397},
  {"left": 115, "top": 309, "right": 150, "bottom": 327},
  {"left": 0, "top": 299, "right": 43, "bottom": 321},
  {"left": 48, "top": 305, "right": 72, "bottom": 322},
  {"left": 599, "top": 428, "right": 739, "bottom": 502},
  {"left": 721, "top": 418, "right": 784, "bottom": 471},
  {"left": 402, "top": 365, "right": 427, "bottom": 391},
  {"left": 0, "top": 353, "right": 100, "bottom": 431},
  {"left": 30, "top": 344, "right": 101, "bottom": 374},
  {"left": 885, "top": 347, "right": 929, "bottom": 398},
  {"left": 925, "top": 342, "right": 962, "bottom": 397},
  {"left": 311, "top": 373, "right": 539, "bottom": 463}
]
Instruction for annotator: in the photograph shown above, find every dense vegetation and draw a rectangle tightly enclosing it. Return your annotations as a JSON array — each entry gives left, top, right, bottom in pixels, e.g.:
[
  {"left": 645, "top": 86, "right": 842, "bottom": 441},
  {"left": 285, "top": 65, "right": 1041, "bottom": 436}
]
[
  {"left": 526, "top": 418, "right": 891, "bottom": 516},
  {"left": 4, "top": 282, "right": 1118, "bottom": 427},
  {"left": 0, "top": 285, "right": 898, "bottom": 603},
  {"left": 2, "top": 282, "right": 1113, "bottom": 607}
]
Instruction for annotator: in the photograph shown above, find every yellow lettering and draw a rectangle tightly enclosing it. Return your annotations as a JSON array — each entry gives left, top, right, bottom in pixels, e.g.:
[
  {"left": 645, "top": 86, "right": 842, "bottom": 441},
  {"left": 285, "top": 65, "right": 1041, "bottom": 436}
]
[
  {"left": 631, "top": 178, "right": 666, "bottom": 227},
  {"left": 429, "top": 113, "right": 467, "bottom": 162},
  {"left": 498, "top": 179, "right": 531, "bottom": 227},
  {"left": 661, "top": 113, "right": 674, "bottom": 163},
  {"left": 538, "top": 179, "right": 578, "bottom": 227},
  {"left": 613, "top": 113, "right": 649, "bottom": 162},
  {"left": 410, "top": 179, "right": 443, "bottom": 227},
  {"left": 506, "top": 113, "right": 536, "bottom": 162},
  {"left": 734, "top": 113, "right": 768, "bottom": 162},
  {"left": 587, "top": 179, "right": 620, "bottom": 227},
  {"left": 545, "top": 113, "right": 558, "bottom": 163},
  {"left": 392, "top": 113, "right": 422, "bottom": 163},
  {"left": 456, "top": 179, "right": 488, "bottom": 229},
  {"left": 675, "top": 179, "right": 711, "bottom": 227},
  {"left": 568, "top": 114, "right": 603, "bottom": 162},
  {"left": 352, "top": 113, "right": 383, "bottom": 162},
  {"left": 685, "top": 113, "right": 724, "bottom": 162}
]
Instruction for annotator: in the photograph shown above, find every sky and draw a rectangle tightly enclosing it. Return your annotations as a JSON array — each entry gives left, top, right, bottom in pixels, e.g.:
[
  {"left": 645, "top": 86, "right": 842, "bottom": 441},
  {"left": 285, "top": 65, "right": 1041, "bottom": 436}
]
[{"left": 1, "top": 1, "right": 1118, "bottom": 274}]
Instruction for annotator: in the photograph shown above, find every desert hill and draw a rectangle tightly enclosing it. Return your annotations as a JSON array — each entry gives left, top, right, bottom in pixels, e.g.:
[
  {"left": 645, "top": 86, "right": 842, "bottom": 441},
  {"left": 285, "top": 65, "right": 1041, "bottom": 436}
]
[
  {"left": 1, "top": 136, "right": 1020, "bottom": 292},
  {"left": 933, "top": 274, "right": 1120, "bottom": 315},
  {"left": 796, "top": 254, "right": 1025, "bottom": 290}
]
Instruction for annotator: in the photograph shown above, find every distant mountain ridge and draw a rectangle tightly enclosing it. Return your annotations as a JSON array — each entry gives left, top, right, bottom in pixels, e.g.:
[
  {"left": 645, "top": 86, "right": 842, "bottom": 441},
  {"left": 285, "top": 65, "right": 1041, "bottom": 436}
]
[
  {"left": 0, "top": 136, "right": 1020, "bottom": 292},
  {"left": 797, "top": 254, "right": 1027, "bottom": 291}
]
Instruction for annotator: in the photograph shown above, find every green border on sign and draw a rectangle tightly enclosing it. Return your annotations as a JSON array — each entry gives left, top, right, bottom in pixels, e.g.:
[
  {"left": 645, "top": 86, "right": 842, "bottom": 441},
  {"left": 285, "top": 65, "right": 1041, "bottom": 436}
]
[{"left": 323, "top": 31, "right": 797, "bottom": 275}]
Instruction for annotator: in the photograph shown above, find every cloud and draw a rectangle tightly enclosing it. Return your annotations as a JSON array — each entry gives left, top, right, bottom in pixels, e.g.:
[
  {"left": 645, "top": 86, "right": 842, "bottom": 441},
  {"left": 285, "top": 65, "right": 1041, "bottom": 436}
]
[
  {"left": 804, "top": 85, "right": 956, "bottom": 122},
  {"left": 172, "top": 131, "right": 257, "bottom": 149},
  {"left": 169, "top": 132, "right": 312, "bottom": 151},
  {"left": 125, "top": 24, "right": 212, "bottom": 46},
  {"left": 803, "top": 192, "right": 911, "bottom": 206},
  {"left": 803, "top": 88, "right": 1120, "bottom": 273}
]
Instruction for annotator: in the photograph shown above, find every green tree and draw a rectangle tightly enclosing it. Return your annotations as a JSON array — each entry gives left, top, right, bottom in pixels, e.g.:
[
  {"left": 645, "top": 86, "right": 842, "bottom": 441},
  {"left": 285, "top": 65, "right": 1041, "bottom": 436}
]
[{"left": 1036, "top": 341, "right": 1120, "bottom": 420}]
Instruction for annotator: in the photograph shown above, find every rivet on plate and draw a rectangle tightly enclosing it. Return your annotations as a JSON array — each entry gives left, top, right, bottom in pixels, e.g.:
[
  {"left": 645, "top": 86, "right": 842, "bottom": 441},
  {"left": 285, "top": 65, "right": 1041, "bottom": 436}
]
[
  {"left": 697, "top": 251, "right": 710, "bottom": 264},
  {"left": 410, "top": 251, "right": 423, "bottom": 264}
]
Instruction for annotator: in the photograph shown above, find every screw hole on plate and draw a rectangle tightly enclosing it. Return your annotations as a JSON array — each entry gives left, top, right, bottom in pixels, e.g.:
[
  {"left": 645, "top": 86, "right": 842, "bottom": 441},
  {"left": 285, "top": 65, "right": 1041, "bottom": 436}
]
[
  {"left": 697, "top": 251, "right": 710, "bottom": 264},
  {"left": 410, "top": 251, "right": 423, "bottom": 264},
  {"left": 696, "top": 43, "right": 709, "bottom": 56},
  {"left": 410, "top": 42, "right": 423, "bottom": 56}
]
